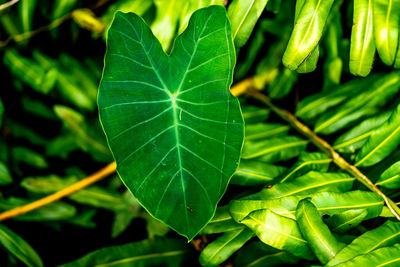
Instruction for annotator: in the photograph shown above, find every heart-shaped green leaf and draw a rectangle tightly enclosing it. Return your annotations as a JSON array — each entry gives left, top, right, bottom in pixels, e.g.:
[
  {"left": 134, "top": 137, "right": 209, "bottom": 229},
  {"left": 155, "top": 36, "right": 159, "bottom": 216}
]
[{"left": 98, "top": 6, "right": 244, "bottom": 240}]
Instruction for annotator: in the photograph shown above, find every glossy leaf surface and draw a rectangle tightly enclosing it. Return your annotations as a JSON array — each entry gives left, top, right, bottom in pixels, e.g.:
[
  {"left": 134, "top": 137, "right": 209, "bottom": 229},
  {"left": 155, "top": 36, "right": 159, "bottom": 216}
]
[
  {"left": 375, "top": 161, "right": 400, "bottom": 188},
  {"left": 98, "top": 6, "right": 244, "bottom": 239},
  {"left": 350, "top": 0, "right": 375, "bottom": 76},
  {"left": 326, "top": 221, "right": 400, "bottom": 266},
  {"left": 296, "top": 199, "right": 345, "bottom": 264},
  {"left": 0, "top": 225, "right": 43, "bottom": 267},
  {"left": 356, "top": 103, "right": 400, "bottom": 167},
  {"left": 325, "top": 209, "right": 368, "bottom": 234}
]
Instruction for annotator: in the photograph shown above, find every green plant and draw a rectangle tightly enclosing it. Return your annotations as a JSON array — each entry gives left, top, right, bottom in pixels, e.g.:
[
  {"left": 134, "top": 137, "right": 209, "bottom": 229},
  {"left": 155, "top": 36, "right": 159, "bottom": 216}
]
[{"left": 1, "top": 0, "right": 400, "bottom": 266}]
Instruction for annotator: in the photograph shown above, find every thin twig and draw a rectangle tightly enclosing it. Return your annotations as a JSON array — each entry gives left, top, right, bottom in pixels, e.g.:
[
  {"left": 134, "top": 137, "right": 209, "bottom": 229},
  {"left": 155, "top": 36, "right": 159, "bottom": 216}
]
[
  {"left": 0, "top": 0, "right": 19, "bottom": 11},
  {"left": 0, "top": 162, "right": 117, "bottom": 221},
  {"left": 247, "top": 89, "right": 400, "bottom": 220},
  {"left": 0, "top": 13, "right": 72, "bottom": 48}
]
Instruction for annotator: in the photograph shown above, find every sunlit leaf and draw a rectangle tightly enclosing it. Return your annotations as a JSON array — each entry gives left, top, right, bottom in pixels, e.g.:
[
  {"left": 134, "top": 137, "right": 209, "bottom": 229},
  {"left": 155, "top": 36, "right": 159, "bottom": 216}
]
[
  {"left": 296, "top": 199, "right": 345, "bottom": 264},
  {"left": 325, "top": 209, "right": 368, "bottom": 234},
  {"left": 231, "top": 160, "right": 286, "bottom": 186},
  {"left": 326, "top": 220, "right": 400, "bottom": 266},
  {"left": 355, "top": 103, "right": 400, "bottom": 167},
  {"left": 375, "top": 161, "right": 400, "bottom": 188},
  {"left": 201, "top": 206, "right": 242, "bottom": 234}
]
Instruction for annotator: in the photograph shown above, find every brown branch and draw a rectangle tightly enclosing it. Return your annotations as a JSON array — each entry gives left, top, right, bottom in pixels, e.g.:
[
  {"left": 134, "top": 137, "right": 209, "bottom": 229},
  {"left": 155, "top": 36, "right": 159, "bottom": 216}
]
[
  {"left": 0, "top": 162, "right": 117, "bottom": 221},
  {"left": 247, "top": 89, "right": 400, "bottom": 220},
  {"left": 0, "top": 0, "right": 19, "bottom": 11}
]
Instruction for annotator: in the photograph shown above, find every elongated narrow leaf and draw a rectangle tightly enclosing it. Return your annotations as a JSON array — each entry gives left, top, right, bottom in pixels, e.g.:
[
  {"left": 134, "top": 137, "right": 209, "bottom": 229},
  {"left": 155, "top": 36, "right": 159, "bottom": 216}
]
[
  {"left": 350, "top": 0, "right": 375, "bottom": 76},
  {"left": 19, "top": 0, "right": 37, "bottom": 33},
  {"left": 250, "top": 171, "right": 354, "bottom": 200},
  {"left": 282, "top": 0, "right": 334, "bottom": 70},
  {"left": 326, "top": 209, "right": 368, "bottom": 233},
  {"left": 240, "top": 209, "right": 315, "bottom": 260},
  {"left": 179, "top": 0, "right": 224, "bottom": 34},
  {"left": 230, "top": 191, "right": 383, "bottom": 222},
  {"left": 245, "top": 123, "right": 289, "bottom": 141},
  {"left": 373, "top": 0, "right": 400, "bottom": 65},
  {"left": 201, "top": 206, "right": 242, "bottom": 234},
  {"left": 326, "top": 220, "right": 400, "bottom": 266},
  {"left": 295, "top": 74, "right": 380, "bottom": 120},
  {"left": 278, "top": 152, "right": 331, "bottom": 183},
  {"left": 231, "top": 160, "right": 286, "bottom": 186},
  {"left": 0, "top": 161, "right": 12, "bottom": 185},
  {"left": 314, "top": 72, "right": 400, "bottom": 134},
  {"left": 242, "top": 136, "right": 308, "bottom": 162},
  {"left": 296, "top": 46, "right": 319, "bottom": 73},
  {"left": 234, "top": 242, "right": 299, "bottom": 267},
  {"left": 334, "top": 111, "right": 391, "bottom": 153},
  {"left": 98, "top": 6, "right": 244, "bottom": 240},
  {"left": 199, "top": 228, "right": 254, "bottom": 266},
  {"left": 0, "top": 225, "right": 43, "bottom": 267},
  {"left": 356, "top": 103, "right": 400, "bottom": 167},
  {"left": 61, "top": 238, "right": 189, "bottom": 267},
  {"left": 228, "top": 0, "right": 270, "bottom": 47},
  {"left": 296, "top": 199, "right": 345, "bottom": 264},
  {"left": 376, "top": 161, "right": 400, "bottom": 188},
  {"left": 335, "top": 243, "right": 400, "bottom": 267}
]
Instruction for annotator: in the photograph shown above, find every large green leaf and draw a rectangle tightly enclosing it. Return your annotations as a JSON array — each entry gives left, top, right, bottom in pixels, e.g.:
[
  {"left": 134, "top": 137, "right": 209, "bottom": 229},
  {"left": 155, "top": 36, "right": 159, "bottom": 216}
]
[
  {"left": 373, "top": 0, "right": 400, "bottom": 66},
  {"left": 98, "top": 6, "right": 244, "bottom": 240},
  {"left": 375, "top": 161, "right": 400, "bottom": 188},
  {"left": 0, "top": 224, "right": 43, "bottom": 267},
  {"left": 296, "top": 199, "right": 345, "bottom": 264},
  {"left": 61, "top": 238, "right": 189, "bottom": 267},
  {"left": 228, "top": 0, "right": 270, "bottom": 48},
  {"left": 282, "top": 0, "right": 334, "bottom": 70},
  {"left": 349, "top": 0, "right": 375, "bottom": 76},
  {"left": 326, "top": 220, "right": 400, "bottom": 266},
  {"left": 199, "top": 228, "right": 254, "bottom": 266},
  {"left": 355, "top": 103, "right": 400, "bottom": 167},
  {"left": 230, "top": 191, "right": 383, "bottom": 222},
  {"left": 240, "top": 208, "right": 315, "bottom": 260}
]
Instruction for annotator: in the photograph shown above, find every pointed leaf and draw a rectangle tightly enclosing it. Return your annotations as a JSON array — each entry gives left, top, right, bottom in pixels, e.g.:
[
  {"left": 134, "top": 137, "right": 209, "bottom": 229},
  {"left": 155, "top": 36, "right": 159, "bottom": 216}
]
[
  {"left": 325, "top": 209, "right": 368, "bottom": 234},
  {"left": 231, "top": 160, "right": 286, "bottom": 186},
  {"left": 282, "top": 0, "right": 334, "bottom": 70},
  {"left": 240, "top": 209, "right": 315, "bottom": 260},
  {"left": 334, "top": 111, "right": 391, "bottom": 153},
  {"left": 278, "top": 152, "right": 331, "bottom": 183},
  {"left": 296, "top": 199, "right": 346, "bottom": 264},
  {"left": 242, "top": 136, "right": 308, "bottom": 162},
  {"left": 356, "top": 103, "right": 400, "bottom": 167},
  {"left": 0, "top": 225, "right": 43, "bottom": 267},
  {"left": 228, "top": 0, "right": 270, "bottom": 48},
  {"left": 199, "top": 228, "right": 254, "bottom": 266},
  {"left": 245, "top": 123, "right": 289, "bottom": 141},
  {"left": 230, "top": 191, "right": 383, "bottom": 222},
  {"left": 98, "top": 6, "right": 244, "bottom": 240},
  {"left": 373, "top": 0, "right": 400, "bottom": 65},
  {"left": 326, "top": 220, "right": 400, "bottom": 266},
  {"left": 376, "top": 161, "right": 400, "bottom": 188},
  {"left": 250, "top": 171, "right": 354, "bottom": 200},
  {"left": 350, "top": 0, "right": 375, "bottom": 76}
]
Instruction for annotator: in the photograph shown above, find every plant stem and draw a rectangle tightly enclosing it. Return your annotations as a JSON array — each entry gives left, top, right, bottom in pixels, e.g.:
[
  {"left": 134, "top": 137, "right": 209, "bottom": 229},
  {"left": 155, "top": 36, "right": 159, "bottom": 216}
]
[
  {"left": 0, "top": 162, "right": 117, "bottom": 221},
  {"left": 247, "top": 89, "right": 400, "bottom": 220}
]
